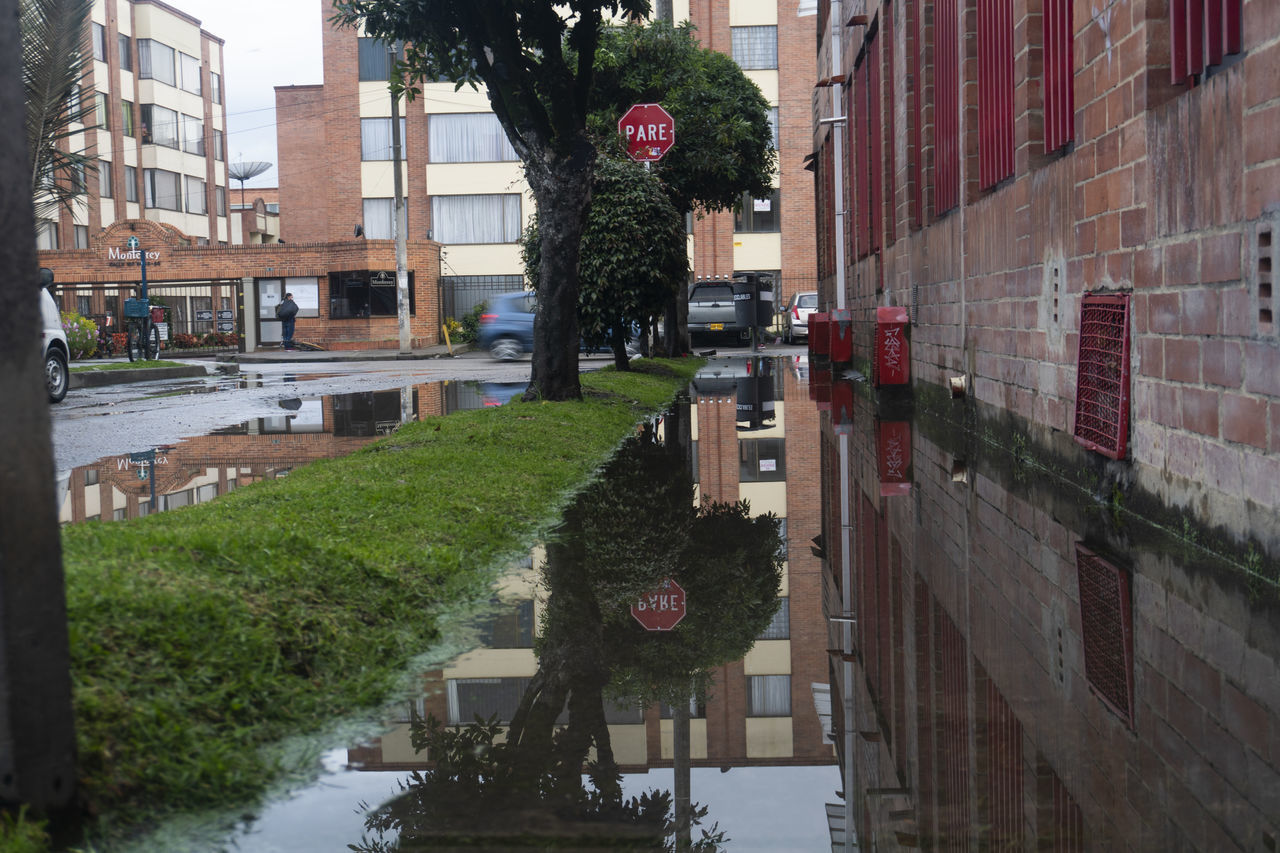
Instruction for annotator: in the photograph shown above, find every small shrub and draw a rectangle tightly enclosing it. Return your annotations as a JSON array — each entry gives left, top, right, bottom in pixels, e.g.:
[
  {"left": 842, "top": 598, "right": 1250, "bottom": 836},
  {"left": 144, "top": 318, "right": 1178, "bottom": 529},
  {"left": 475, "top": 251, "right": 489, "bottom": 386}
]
[
  {"left": 458, "top": 301, "right": 487, "bottom": 343},
  {"left": 111, "top": 332, "right": 128, "bottom": 352},
  {"left": 173, "top": 333, "right": 200, "bottom": 349},
  {"left": 201, "top": 331, "right": 241, "bottom": 347},
  {"left": 60, "top": 312, "right": 98, "bottom": 360}
]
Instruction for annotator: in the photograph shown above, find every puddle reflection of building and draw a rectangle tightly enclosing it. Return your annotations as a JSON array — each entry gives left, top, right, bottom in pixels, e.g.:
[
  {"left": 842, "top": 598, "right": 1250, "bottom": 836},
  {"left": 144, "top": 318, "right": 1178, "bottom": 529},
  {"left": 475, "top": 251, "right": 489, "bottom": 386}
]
[
  {"left": 819, "top": 375, "right": 1280, "bottom": 852},
  {"left": 57, "top": 383, "right": 468, "bottom": 525},
  {"left": 348, "top": 356, "right": 837, "bottom": 776}
]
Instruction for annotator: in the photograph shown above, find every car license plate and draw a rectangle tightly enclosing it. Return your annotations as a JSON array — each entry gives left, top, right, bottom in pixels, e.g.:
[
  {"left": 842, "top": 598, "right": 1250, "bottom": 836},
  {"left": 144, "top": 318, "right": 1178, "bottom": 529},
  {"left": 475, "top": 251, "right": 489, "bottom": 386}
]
[{"left": 709, "top": 323, "right": 724, "bottom": 331}]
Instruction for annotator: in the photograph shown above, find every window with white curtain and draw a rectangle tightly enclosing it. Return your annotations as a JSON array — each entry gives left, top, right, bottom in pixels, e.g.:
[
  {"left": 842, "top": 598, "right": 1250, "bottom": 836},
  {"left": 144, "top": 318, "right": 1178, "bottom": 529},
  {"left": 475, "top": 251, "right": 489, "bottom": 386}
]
[
  {"left": 144, "top": 168, "right": 181, "bottom": 210},
  {"left": 125, "top": 165, "right": 138, "bottom": 202},
  {"left": 731, "top": 25, "right": 778, "bottom": 70},
  {"left": 99, "top": 160, "right": 112, "bottom": 197},
  {"left": 768, "top": 106, "right": 779, "bottom": 149},
  {"left": 74, "top": 225, "right": 89, "bottom": 249},
  {"left": 428, "top": 113, "right": 517, "bottom": 163},
  {"left": 181, "top": 114, "right": 204, "bottom": 155},
  {"left": 138, "top": 39, "right": 176, "bottom": 86},
  {"left": 431, "top": 194, "right": 522, "bottom": 244},
  {"left": 142, "top": 104, "right": 178, "bottom": 148},
  {"left": 35, "top": 220, "right": 58, "bottom": 250},
  {"left": 362, "top": 198, "right": 394, "bottom": 239},
  {"left": 185, "top": 176, "right": 206, "bottom": 214},
  {"left": 215, "top": 186, "right": 226, "bottom": 216},
  {"left": 92, "top": 23, "right": 106, "bottom": 61},
  {"left": 358, "top": 38, "right": 392, "bottom": 81},
  {"left": 747, "top": 675, "right": 791, "bottom": 716},
  {"left": 360, "top": 118, "right": 407, "bottom": 161},
  {"left": 179, "top": 52, "right": 201, "bottom": 95},
  {"left": 211, "top": 72, "right": 222, "bottom": 104}
]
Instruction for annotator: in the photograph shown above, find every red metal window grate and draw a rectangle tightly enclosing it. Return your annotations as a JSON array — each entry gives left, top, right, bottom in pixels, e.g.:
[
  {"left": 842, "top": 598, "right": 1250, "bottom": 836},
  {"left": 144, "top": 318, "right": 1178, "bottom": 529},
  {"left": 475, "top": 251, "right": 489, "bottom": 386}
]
[
  {"left": 978, "top": 0, "right": 1015, "bottom": 189},
  {"left": 1073, "top": 293, "right": 1131, "bottom": 459},
  {"left": 1170, "top": 0, "right": 1243, "bottom": 85},
  {"left": 934, "top": 0, "right": 960, "bottom": 215},
  {"left": 1075, "top": 544, "right": 1136, "bottom": 728},
  {"left": 1043, "top": 0, "right": 1075, "bottom": 153},
  {"left": 985, "top": 679, "right": 1025, "bottom": 850}
]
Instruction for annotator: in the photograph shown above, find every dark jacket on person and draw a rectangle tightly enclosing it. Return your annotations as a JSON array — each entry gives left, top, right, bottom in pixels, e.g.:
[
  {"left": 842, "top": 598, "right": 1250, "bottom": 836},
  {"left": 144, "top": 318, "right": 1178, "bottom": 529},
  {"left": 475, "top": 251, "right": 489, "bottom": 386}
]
[{"left": 276, "top": 298, "right": 298, "bottom": 320}]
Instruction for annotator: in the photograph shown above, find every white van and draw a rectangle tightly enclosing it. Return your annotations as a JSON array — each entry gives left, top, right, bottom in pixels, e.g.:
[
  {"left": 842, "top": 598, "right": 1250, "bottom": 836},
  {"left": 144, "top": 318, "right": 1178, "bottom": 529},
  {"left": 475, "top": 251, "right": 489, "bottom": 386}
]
[{"left": 40, "top": 279, "right": 70, "bottom": 403}]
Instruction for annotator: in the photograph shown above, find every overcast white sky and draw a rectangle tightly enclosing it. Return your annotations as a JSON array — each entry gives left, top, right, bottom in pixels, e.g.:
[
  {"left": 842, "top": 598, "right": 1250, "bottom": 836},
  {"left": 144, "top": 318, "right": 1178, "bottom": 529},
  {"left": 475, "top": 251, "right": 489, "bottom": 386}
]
[{"left": 177, "top": 0, "right": 326, "bottom": 188}]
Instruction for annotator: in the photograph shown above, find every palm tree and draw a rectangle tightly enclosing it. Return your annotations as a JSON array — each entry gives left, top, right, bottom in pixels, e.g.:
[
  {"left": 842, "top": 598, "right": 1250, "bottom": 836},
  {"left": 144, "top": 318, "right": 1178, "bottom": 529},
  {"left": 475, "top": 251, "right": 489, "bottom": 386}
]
[{"left": 22, "top": 0, "right": 94, "bottom": 219}]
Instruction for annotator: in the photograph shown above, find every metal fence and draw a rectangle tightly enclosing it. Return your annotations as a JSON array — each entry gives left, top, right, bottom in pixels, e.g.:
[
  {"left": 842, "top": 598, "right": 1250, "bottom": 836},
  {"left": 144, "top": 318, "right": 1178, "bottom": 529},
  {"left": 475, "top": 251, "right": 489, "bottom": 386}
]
[
  {"left": 58, "top": 281, "right": 243, "bottom": 345},
  {"left": 438, "top": 275, "right": 526, "bottom": 324}
]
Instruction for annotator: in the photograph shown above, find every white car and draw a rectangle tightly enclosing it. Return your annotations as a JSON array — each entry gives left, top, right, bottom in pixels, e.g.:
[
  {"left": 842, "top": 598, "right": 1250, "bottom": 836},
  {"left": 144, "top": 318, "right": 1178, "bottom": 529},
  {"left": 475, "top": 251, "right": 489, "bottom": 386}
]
[
  {"left": 784, "top": 291, "right": 818, "bottom": 344},
  {"left": 40, "top": 283, "right": 70, "bottom": 403}
]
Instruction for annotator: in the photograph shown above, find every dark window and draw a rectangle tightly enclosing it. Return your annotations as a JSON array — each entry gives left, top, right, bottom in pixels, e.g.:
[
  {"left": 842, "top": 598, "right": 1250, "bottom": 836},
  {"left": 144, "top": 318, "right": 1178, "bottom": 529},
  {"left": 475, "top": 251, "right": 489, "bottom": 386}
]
[
  {"left": 478, "top": 599, "right": 535, "bottom": 649},
  {"left": 118, "top": 34, "right": 132, "bottom": 71},
  {"left": 758, "top": 597, "right": 790, "bottom": 639},
  {"left": 332, "top": 390, "right": 410, "bottom": 437},
  {"left": 734, "top": 188, "right": 781, "bottom": 233},
  {"left": 740, "top": 437, "right": 786, "bottom": 482},
  {"left": 449, "top": 677, "right": 536, "bottom": 725},
  {"left": 328, "top": 270, "right": 415, "bottom": 319},
  {"left": 358, "top": 38, "right": 392, "bottom": 81}
]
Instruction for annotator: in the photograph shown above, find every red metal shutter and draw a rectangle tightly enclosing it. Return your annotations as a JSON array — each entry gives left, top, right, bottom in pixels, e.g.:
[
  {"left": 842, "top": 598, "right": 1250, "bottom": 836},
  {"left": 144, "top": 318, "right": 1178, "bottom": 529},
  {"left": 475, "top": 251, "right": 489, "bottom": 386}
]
[
  {"left": 978, "top": 0, "right": 1014, "bottom": 189},
  {"left": 1043, "top": 0, "right": 1075, "bottom": 153},
  {"left": 909, "top": 0, "right": 924, "bottom": 228},
  {"left": 1171, "top": 0, "right": 1242, "bottom": 84},
  {"left": 934, "top": 0, "right": 959, "bottom": 215},
  {"left": 868, "top": 29, "right": 883, "bottom": 253},
  {"left": 1073, "top": 293, "right": 1131, "bottom": 459},
  {"left": 883, "top": 4, "right": 897, "bottom": 245}
]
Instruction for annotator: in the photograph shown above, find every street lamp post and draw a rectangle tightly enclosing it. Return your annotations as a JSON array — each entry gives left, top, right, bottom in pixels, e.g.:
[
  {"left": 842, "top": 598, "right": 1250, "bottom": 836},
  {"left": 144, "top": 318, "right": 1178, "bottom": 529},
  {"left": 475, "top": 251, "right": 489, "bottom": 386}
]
[{"left": 389, "top": 41, "right": 411, "bottom": 356}]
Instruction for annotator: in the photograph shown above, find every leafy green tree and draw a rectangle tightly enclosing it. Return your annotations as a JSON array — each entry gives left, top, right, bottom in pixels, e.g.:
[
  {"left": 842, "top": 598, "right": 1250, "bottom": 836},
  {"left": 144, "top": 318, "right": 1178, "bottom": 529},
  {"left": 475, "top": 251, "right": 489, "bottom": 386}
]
[
  {"left": 23, "top": 0, "right": 94, "bottom": 218},
  {"left": 590, "top": 21, "right": 776, "bottom": 354},
  {"left": 331, "top": 0, "right": 650, "bottom": 401},
  {"left": 521, "top": 153, "right": 688, "bottom": 370}
]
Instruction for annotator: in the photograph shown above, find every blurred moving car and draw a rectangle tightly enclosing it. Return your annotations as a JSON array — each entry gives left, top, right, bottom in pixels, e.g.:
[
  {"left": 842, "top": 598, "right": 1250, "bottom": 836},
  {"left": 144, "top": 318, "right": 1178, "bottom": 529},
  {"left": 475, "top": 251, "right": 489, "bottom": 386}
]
[
  {"left": 477, "top": 291, "right": 536, "bottom": 361},
  {"left": 40, "top": 275, "right": 70, "bottom": 403},
  {"left": 477, "top": 291, "right": 642, "bottom": 361},
  {"left": 783, "top": 291, "right": 818, "bottom": 344}
]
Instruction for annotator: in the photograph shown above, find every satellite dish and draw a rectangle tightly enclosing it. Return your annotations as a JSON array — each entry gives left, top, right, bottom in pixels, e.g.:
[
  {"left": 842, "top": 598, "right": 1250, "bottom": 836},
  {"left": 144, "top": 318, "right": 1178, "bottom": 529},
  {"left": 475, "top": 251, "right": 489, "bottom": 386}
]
[{"left": 228, "top": 161, "right": 273, "bottom": 208}]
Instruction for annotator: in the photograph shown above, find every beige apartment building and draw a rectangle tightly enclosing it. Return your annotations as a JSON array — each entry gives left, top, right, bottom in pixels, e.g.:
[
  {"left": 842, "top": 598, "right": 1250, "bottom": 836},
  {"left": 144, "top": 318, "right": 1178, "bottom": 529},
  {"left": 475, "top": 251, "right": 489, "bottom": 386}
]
[
  {"left": 39, "top": 0, "right": 233, "bottom": 250},
  {"left": 277, "top": 0, "right": 815, "bottom": 323}
]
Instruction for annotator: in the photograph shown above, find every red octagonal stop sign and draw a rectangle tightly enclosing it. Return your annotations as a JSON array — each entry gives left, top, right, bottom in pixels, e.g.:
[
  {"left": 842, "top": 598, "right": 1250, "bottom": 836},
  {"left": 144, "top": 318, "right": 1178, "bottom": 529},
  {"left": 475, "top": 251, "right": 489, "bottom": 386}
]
[
  {"left": 631, "top": 577, "right": 686, "bottom": 631},
  {"left": 618, "top": 103, "right": 675, "bottom": 162}
]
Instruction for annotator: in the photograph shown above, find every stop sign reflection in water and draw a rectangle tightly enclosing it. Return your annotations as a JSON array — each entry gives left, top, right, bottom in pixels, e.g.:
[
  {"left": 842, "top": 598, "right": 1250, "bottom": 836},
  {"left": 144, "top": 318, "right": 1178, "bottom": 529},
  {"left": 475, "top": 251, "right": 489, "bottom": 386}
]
[{"left": 631, "top": 578, "right": 686, "bottom": 631}]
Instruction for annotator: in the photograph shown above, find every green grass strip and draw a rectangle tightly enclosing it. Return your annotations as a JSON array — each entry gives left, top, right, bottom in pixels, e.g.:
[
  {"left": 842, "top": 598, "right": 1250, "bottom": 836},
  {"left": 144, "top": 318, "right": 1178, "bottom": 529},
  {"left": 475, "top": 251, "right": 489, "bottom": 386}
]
[{"left": 56, "top": 358, "right": 700, "bottom": 839}]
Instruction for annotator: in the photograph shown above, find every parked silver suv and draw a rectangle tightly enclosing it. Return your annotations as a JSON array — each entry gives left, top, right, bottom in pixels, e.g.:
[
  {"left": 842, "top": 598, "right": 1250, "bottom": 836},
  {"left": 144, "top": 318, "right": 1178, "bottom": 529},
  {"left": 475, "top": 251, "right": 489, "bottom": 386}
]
[
  {"left": 40, "top": 272, "right": 70, "bottom": 402},
  {"left": 687, "top": 280, "right": 749, "bottom": 344}
]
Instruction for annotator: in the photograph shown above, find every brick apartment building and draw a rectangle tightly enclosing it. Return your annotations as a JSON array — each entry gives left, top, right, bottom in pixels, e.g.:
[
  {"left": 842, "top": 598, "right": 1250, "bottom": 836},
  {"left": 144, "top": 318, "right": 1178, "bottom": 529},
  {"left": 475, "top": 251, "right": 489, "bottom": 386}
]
[
  {"left": 41, "top": 0, "right": 232, "bottom": 250},
  {"left": 276, "top": 0, "right": 818, "bottom": 325},
  {"left": 813, "top": 0, "right": 1280, "bottom": 556}
]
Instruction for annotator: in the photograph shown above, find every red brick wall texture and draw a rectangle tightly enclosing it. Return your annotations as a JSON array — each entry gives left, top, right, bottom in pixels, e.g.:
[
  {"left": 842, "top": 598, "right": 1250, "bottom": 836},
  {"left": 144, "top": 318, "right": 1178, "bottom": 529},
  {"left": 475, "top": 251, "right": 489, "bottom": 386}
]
[{"left": 817, "top": 0, "right": 1280, "bottom": 546}]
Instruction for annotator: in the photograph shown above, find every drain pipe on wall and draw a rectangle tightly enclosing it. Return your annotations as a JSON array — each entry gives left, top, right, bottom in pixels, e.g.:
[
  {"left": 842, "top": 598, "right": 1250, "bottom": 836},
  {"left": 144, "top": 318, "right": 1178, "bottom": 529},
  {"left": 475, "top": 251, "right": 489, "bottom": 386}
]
[{"left": 826, "top": 1, "right": 856, "bottom": 851}]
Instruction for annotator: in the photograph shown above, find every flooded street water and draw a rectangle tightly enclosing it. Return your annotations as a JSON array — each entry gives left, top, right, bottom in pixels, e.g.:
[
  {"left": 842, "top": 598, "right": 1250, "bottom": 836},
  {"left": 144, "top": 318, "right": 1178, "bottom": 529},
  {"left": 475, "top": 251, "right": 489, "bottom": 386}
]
[{"left": 60, "top": 357, "right": 1279, "bottom": 851}]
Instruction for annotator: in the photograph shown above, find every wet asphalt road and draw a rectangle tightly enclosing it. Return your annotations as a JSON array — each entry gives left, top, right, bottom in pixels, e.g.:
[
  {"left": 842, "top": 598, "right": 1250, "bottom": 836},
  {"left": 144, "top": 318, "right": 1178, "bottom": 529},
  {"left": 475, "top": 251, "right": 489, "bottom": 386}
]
[{"left": 50, "top": 342, "right": 806, "bottom": 474}]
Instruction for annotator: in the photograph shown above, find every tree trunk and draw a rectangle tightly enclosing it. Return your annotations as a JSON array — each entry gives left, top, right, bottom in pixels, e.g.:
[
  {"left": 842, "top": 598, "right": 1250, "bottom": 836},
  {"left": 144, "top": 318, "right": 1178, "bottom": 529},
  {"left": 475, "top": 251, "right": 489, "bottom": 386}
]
[
  {"left": 0, "top": 0, "right": 78, "bottom": 809},
  {"left": 609, "top": 318, "right": 630, "bottom": 371},
  {"left": 523, "top": 140, "right": 596, "bottom": 401}
]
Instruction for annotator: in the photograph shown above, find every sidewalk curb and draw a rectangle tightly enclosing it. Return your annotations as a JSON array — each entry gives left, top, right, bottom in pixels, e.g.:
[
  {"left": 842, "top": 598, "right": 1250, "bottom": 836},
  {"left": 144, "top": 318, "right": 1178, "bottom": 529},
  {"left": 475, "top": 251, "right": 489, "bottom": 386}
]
[
  {"left": 70, "top": 365, "right": 209, "bottom": 389},
  {"left": 218, "top": 343, "right": 473, "bottom": 364}
]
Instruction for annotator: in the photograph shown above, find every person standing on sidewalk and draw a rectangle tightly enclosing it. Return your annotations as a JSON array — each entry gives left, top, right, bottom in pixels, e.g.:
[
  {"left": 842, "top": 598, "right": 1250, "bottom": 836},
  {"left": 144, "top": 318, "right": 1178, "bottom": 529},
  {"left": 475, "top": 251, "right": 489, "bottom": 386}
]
[{"left": 276, "top": 293, "right": 298, "bottom": 350}]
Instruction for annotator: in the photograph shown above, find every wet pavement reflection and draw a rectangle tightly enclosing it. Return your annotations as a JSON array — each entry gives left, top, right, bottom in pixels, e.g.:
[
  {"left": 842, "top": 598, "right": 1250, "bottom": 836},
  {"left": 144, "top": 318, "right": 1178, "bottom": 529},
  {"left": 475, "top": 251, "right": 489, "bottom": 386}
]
[
  {"left": 56, "top": 380, "right": 531, "bottom": 525},
  {"left": 92, "top": 355, "right": 1278, "bottom": 851}
]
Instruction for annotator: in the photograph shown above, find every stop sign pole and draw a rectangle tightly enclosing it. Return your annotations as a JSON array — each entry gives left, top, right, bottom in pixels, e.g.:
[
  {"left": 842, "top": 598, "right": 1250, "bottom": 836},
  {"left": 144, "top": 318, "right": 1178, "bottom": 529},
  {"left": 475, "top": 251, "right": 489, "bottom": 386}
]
[
  {"left": 631, "top": 577, "right": 687, "bottom": 631},
  {"left": 618, "top": 103, "right": 675, "bottom": 163}
]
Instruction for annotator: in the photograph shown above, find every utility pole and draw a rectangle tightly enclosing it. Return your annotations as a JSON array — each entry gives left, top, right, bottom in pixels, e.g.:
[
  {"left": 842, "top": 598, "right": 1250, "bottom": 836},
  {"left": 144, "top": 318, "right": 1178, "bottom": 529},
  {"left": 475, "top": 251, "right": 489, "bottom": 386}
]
[
  {"left": 389, "top": 40, "right": 411, "bottom": 356},
  {"left": 0, "top": 0, "right": 77, "bottom": 809}
]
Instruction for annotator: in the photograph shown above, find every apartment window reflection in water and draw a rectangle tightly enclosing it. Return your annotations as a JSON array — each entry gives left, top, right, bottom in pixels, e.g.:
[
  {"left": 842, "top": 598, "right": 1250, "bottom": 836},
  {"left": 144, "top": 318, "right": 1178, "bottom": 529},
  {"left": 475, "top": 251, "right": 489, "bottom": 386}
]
[{"left": 740, "top": 437, "right": 786, "bottom": 482}]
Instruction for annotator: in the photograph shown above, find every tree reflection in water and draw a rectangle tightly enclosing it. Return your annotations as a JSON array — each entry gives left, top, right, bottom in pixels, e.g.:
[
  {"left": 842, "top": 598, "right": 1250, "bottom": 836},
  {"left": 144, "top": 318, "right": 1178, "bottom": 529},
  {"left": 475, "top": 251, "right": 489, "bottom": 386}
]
[{"left": 352, "top": 423, "right": 784, "bottom": 851}]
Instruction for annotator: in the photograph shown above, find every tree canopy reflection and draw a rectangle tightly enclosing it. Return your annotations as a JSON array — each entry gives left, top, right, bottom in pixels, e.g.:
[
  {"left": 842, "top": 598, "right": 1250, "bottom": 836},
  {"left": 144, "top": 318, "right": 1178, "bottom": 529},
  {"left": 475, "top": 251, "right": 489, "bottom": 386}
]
[{"left": 352, "top": 424, "right": 784, "bottom": 851}]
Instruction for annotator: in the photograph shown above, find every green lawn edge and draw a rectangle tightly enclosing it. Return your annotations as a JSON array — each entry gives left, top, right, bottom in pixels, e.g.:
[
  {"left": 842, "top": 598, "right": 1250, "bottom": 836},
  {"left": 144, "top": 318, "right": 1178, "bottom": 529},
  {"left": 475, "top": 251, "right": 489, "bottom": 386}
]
[
  {"left": 70, "top": 360, "right": 190, "bottom": 373},
  {"left": 52, "top": 358, "right": 702, "bottom": 844}
]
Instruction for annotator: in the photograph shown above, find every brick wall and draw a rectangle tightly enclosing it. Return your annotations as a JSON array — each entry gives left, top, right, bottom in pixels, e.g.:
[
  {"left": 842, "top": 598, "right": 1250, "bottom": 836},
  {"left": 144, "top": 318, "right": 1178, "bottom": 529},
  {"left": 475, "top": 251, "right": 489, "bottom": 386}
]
[{"left": 823, "top": 0, "right": 1280, "bottom": 551}]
